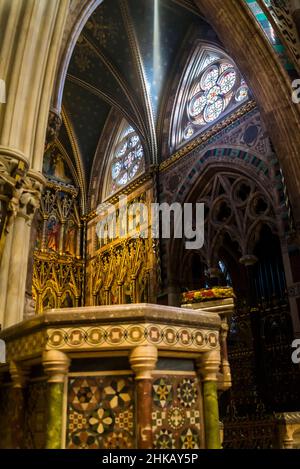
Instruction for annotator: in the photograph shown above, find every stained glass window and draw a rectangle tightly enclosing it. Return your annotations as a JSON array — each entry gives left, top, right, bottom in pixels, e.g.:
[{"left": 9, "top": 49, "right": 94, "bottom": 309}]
[
  {"left": 106, "top": 121, "right": 145, "bottom": 197},
  {"left": 184, "top": 57, "right": 249, "bottom": 140},
  {"left": 170, "top": 46, "right": 251, "bottom": 150}
]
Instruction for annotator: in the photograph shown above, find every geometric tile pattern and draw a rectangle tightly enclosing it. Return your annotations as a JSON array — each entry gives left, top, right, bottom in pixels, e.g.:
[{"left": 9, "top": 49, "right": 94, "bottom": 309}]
[
  {"left": 66, "top": 375, "right": 135, "bottom": 449},
  {"left": 152, "top": 375, "right": 203, "bottom": 449},
  {"left": 47, "top": 324, "right": 219, "bottom": 352}
]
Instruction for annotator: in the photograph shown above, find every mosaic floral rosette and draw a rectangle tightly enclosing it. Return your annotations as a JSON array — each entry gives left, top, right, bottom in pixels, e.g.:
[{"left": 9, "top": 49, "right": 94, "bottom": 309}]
[{"left": 181, "top": 287, "right": 234, "bottom": 305}]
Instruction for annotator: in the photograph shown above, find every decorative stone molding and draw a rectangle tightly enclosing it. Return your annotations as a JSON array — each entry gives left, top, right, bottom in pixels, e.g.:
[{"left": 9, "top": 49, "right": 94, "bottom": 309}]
[
  {"left": 129, "top": 345, "right": 158, "bottom": 380},
  {"left": 42, "top": 350, "right": 70, "bottom": 384},
  {"left": 197, "top": 349, "right": 221, "bottom": 382}
]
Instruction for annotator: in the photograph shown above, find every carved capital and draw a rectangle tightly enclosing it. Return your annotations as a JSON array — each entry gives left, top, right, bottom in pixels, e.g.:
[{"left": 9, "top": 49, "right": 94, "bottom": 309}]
[
  {"left": 8, "top": 170, "right": 46, "bottom": 226},
  {"left": 197, "top": 349, "right": 221, "bottom": 382},
  {"left": 42, "top": 350, "right": 70, "bottom": 383},
  {"left": 130, "top": 345, "right": 158, "bottom": 380},
  {"left": 9, "top": 361, "right": 30, "bottom": 388}
]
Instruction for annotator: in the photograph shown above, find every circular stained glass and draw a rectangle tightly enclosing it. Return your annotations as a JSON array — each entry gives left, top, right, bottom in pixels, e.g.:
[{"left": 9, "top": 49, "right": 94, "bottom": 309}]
[
  {"left": 235, "top": 85, "right": 248, "bottom": 102},
  {"left": 206, "top": 85, "right": 221, "bottom": 104},
  {"left": 184, "top": 125, "right": 194, "bottom": 140},
  {"left": 117, "top": 173, "right": 128, "bottom": 186},
  {"left": 135, "top": 145, "right": 143, "bottom": 159},
  {"left": 204, "top": 97, "right": 223, "bottom": 123},
  {"left": 112, "top": 162, "right": 122, "bottom": 180},
  {"left": 124, "top": 152, "right": 135, "bottom": 169},
  {"left": 116, "top": 141, "right": 127, "bottom": 158},
  {"left": 219, "top": 63, "right": 232, "bottom": 73},
  {"left": 128, "top": 135, "right": 139, "bottom": 148},
  {"left": 189, "top": 93, "right": 207, "bottom": 117},
  {"left": 218, "top": 69, "right": 236, "bottom": 94},
  {"left": 200, "top": 66, "right": 219, "bottom": 91},
  {"left": 109, "top": 124, "right": 145, "bottom": 194},
  {"left": 129, "top": 164, "right": 139, "bottom": 179}
]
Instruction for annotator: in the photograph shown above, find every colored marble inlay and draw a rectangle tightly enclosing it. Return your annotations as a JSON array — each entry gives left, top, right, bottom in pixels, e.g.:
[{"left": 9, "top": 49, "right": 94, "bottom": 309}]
[
  {"left": 152, "top": 375, "right": 203, "bottom": 449},
  {"left": 66, "top": 375, "right": 135, "bottom": 449}
]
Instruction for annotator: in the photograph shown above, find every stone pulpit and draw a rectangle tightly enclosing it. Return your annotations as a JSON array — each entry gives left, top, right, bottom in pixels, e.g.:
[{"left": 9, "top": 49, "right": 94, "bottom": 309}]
[{"left": 0, "top": 302, "right": 234, "bottom": 449}]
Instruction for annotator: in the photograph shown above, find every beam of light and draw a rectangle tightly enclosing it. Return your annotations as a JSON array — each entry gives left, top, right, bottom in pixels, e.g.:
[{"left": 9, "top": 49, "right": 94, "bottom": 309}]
[{"left": 153, "top": 0, "right": 162, "bottom": 92}]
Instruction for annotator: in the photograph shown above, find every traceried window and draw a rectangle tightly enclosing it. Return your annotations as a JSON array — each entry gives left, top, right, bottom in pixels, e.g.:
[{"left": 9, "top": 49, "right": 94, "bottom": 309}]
[
  {"left": 170, "top": 45, "right": 250, "bottom": 150},
  {"left": 106, "top": 120, "right": 145, "bottom": 197}
]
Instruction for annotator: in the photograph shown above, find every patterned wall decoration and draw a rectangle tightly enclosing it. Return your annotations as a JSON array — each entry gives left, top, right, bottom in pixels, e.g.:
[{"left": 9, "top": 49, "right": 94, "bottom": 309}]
[
  {"left": 31, "top": 155, "right": 84, "bottom": 315},
  {"left": 257, "top": 0, "right": 300, "bottom": 73},
  {"left": 86, "top": 186, "right": 157, "bottom": 306},
  {"left": 66, "top": 374, "right": 136, "bottom": 449},
  {"left": 152, "top": 374, "right": 204, "bottom": 449},
  {"left": 245, "top": 0, "right": 295, "bottom": 72},
  {"left": 24, "top": 381, "right": 47, "bottom": 449}
]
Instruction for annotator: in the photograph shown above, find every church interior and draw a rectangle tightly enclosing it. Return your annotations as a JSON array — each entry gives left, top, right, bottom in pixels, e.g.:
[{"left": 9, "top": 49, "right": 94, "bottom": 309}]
[{"left": 1, "top": 0, "right": 300, "bottom": 450}]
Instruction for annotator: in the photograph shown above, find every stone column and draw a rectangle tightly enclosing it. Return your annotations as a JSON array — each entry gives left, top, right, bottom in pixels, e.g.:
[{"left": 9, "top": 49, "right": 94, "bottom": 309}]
[
  {"left": 3, "top": 171, "right": 45, "bottom": 328},
  {"left": 130, "top": 345, "right": 158, "bottom": 449},
  {"left": 9, "top": 361, "right": 29, "bottom": 449},
  {"left": 197, "top": 349, "right": 221, "bottom": 449},
  {"left": 0, "top": 151, "right": 27, "bottom": 327},
  {"left": 43, "top": 350, "right": 70, "bottom": 449}
]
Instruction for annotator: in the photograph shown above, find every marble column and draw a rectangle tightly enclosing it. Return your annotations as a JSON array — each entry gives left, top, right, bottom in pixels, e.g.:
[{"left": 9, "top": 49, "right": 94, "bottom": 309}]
[
  {"left": 9, "top": 361, "right": 29, "bottom": 449},
  {"left": 42, "top": 350, "right": 70, "bottom": 449},
  {"left": 130, "top": 345, "right": 158, "bottom": 449},
  {"left": 3, "top": 171, "right": 45, "bottom": 328},
  {"left": 197, "top": 349, "right": 221, "bottom": 449}
]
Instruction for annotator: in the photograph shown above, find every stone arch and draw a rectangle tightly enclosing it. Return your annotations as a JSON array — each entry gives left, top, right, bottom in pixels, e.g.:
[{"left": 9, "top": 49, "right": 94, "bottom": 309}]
[
  {"left": 52, "top": 0, "right": 300, "bottom": 223},
  {"left": 166, "top": 157, "right": 284, "bottom": 302}
]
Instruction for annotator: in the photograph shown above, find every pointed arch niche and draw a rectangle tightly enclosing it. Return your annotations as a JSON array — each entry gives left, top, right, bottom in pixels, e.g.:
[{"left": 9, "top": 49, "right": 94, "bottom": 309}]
[{"left": 169, "top": 43, "right": 251, "bottom": 151}]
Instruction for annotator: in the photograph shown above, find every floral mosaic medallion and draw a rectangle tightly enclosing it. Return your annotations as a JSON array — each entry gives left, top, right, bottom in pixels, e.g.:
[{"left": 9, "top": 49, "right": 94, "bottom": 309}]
[
  {"left": 180, "top": 428, "right": 200, "bottom": 449},
  {"left": 66, "top": 375, "right": 135, "bottom": 449},
  {"left": 69, "top": 378, "right": 100, "bottom": 412},
  {"left": 153, "top": 378, "right": 173, "bottom": 408},
  {"left": 154, "top": 429, "right": 176, "bottom": 449},
  {"left": 152, "top": 375, "right": 202, "bottom": 449},
  {"left": 89, "top": 407, "right": 115, "bottom": 434},
  {"left": 177, "top": 378, "right": 198, "bottom": 407},
  {"left": 103, "top": 379, "right": 132, "bottom": 409},
  {"left": 168, "top": 407, "right": 186, "bottom": 430}
]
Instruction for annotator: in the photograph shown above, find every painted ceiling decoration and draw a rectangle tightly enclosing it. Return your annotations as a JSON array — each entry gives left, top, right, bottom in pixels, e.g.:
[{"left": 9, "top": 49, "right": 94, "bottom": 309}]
[{"left": 57, "top": 0, "right": 255, "bottom": 211}]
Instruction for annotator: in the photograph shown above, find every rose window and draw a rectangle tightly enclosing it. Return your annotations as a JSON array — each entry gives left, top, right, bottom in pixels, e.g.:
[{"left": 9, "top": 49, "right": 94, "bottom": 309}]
[{"left": 183, "top": 58, "right": 249, "bottom": 141}]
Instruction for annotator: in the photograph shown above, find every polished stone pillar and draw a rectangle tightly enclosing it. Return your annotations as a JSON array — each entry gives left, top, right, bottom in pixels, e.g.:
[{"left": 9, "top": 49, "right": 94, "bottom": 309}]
[
  {"left": 197, "top": 349, "right": 221, "bottom": 449},
  {"left": 9, "top": 361, "right": 29, "bottom": 449},
  {"left": 130, "top": 345, "right": 158, "bottom": 449},
  {"left": 3, "top": 171, "right": 45, "bottom": 328},
  {"left": 43, "top": 350, "right": 70, "bottom": 449}
]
